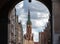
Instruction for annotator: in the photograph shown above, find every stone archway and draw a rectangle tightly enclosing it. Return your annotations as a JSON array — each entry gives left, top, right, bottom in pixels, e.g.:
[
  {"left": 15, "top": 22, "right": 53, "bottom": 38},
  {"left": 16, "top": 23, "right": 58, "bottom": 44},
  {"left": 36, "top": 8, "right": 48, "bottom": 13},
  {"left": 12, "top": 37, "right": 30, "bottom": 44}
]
[
  {"left": 8, "top": 0, "right": 52, "bottom": 44},
  {"left": 0, "top": 0, "right": 60, "bottom": 44},
  {"left": 0, "top": 0, "right": 52, "bottom": 44}
]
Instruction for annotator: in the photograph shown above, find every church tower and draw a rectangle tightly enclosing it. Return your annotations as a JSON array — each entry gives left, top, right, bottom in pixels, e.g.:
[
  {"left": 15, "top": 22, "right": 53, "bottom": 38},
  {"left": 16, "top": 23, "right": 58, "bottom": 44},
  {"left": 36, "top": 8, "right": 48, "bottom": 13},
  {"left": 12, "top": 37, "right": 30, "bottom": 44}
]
[
  {"left": 26, "top": 9, "right": 33, "bottom": 40},
  {"left": 23, "top": 9, "right": 34, "bottom": 44},
  {"left": 24, "top": 9, "right": 33, "bottom": 40}
]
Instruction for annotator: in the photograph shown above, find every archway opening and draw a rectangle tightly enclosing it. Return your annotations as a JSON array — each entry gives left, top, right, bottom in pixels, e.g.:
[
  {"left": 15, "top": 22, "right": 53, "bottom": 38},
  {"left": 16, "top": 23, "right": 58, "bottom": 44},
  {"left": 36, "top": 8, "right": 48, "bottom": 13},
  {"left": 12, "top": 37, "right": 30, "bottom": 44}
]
[{"left": 8, "top": 0, "right": 51, "bottom": 44}]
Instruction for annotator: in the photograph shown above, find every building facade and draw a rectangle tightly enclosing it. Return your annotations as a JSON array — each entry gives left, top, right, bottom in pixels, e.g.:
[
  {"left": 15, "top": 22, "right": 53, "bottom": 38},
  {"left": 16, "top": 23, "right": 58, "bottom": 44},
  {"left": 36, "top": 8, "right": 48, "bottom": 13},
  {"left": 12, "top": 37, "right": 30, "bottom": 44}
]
[
  {"left": 39, "top": 22, "right": 51, "bottom": 44},
  {"left": 39, "top": 32, "right": 45, "bottom": 44},
  {"left": 15, "top": 15, "right": 23, "bottom": 44},
  {"left": 8, "top": 8, "right": 23, "bottom": 44},
  {"left": 44, "top": 22, "right": 51, "bottom": 44},
  {"left": 8, "top": 8, "right": 16, "bottom": 44}
]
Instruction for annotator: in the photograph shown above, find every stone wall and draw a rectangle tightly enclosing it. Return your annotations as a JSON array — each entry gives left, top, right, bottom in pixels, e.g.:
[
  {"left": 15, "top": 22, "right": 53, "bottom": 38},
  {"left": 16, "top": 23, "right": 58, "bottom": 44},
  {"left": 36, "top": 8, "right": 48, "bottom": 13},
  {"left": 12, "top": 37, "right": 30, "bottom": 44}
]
[
  {"left": 8, "top": 8, "right": 16, "bottom": 44},
  {"left": 52, "top": 0, "right": 60, "bottom": 44}
]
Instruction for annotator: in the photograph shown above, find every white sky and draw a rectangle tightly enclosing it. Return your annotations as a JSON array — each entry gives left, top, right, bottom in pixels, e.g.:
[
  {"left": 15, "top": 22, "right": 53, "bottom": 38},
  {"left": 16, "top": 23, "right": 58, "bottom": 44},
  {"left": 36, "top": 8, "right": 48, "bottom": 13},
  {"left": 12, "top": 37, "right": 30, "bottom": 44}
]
[{"left": 15, "top": 0, "right": 50, "bottom": 42}]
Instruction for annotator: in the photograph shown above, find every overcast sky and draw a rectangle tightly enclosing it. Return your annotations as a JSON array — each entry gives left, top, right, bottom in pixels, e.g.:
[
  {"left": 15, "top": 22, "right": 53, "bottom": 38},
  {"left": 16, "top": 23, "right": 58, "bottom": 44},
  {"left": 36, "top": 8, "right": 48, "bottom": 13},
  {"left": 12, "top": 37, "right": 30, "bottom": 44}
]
[{"left": 15, "top": 0, "right": 50, "bottom": 42}]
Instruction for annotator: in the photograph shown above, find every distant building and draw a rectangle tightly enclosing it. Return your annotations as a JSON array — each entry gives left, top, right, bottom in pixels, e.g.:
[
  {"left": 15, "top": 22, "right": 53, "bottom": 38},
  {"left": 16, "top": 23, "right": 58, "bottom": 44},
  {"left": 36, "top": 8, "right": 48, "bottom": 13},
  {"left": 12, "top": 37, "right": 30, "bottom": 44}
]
[
  {"left": 39, "top": 22, "right": 51, "bottom": 44},
  {"left": 8, "top": 8, "right": 16, "bottom": 44},
  {"left": 8, "top": 8, "right": 23, "bottom": 44},
  {"left": 39, "top": 32, "right": 45, "bottom": 44},
  {"left": 15, "top": 15, "right": 23, "bottom": 44},
  {"left": 23, "top": 9, "right": 34, "bottom": 44},
  {"left": 44, "top": 22, "right": 51, "bottom": 44}
]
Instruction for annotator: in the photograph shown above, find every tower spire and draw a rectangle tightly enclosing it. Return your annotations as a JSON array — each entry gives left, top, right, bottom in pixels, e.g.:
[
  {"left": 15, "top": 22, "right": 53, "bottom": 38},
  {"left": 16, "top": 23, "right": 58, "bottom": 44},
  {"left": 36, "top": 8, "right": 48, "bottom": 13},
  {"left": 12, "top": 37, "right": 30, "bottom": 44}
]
[
  {"left": 28, "top": 8, "right": 30, "bottom": 21},
  {"left": 27, "top": 8, "right": 31, "bottom": 24}
]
